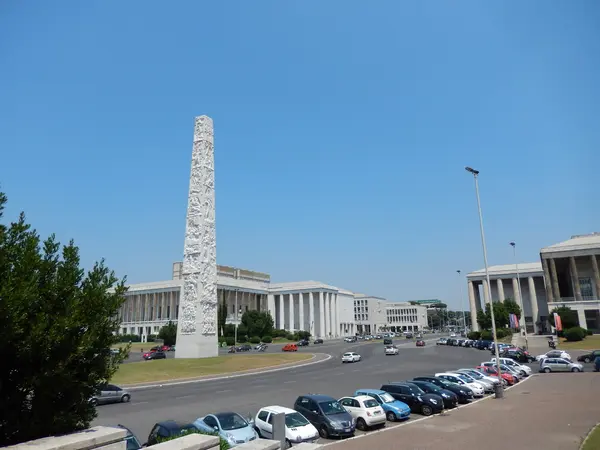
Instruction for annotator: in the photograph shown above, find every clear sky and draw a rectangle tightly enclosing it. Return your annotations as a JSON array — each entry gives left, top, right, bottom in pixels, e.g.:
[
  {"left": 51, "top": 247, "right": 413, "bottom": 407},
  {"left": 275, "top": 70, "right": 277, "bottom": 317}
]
[{"left": 1, "top": 1, "right": 598, "bottom": 309}]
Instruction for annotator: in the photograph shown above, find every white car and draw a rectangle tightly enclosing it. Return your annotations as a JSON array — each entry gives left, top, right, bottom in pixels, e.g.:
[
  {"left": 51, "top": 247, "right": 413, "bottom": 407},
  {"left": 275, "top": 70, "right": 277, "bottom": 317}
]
[
  {"left": 456, "top": 368, "right": 503, "bottom": 387},
  {"left": 435, "top": 372, "right": 485, "bottom": 397},
  {"left": 449, "top": 371, "right": 493, "bottom": 393},
  {"left": 342, "top": 352, "right": 361, "bottom": 363},
  {"left": 338, "top": 395, "right": 386, "bottom": 430},
  {"left": 535, "top": 350, "right": 571, "bottom": 362},
  {"left": 254, "top": 406, "right": 319, "bottom": 446},
  {"left": 449, "top": 333, "right": 457, "bottom": 337},
  {"left": 385, "top": 345, "right": 399, "bottom": 355},
  {"left": 491, "top": 358, "right": 532, "bottom": 376}
]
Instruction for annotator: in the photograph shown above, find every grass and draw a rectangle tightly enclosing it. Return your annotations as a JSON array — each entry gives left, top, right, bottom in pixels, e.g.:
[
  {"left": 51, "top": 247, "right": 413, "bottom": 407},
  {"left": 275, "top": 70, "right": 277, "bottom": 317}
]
[
  {"left": 115, "top": 342, "right": 148, "bottom": 351},
  {"left": 558, "top": 335, "right": 600, "bottom": 350},
  {"left": 111, "top": 353, "right": 313, "bottom": 385},
  {"left": 499, "top": 335, "right": 513, "bottom": 344},
  {"left": 582, "top": 424, "right": 600, "bottom": 450}
]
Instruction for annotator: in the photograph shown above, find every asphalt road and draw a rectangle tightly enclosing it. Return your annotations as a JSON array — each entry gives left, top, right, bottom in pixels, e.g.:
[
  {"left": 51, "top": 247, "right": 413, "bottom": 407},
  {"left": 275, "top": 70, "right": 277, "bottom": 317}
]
[{"left": 94, "top": 337, "right": 504, "bottom": 443}]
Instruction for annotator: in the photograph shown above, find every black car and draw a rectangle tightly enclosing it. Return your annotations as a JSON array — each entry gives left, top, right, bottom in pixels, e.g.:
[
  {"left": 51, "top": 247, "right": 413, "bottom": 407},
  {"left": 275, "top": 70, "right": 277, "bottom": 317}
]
[
  {"left": 144, "top": 351, "right": 167, "bottom": 360},
  {"left": 380, "top": 383, "right": 444, "bottom": 416},
  {"left": 313, "top": 339, "right": 324, "bottom": 344},
  {"left": 501, "top": 349, "right": 535, "bottom": 363},
  {"left": 413, "top": 376, "right": 474, "bottom": 404},
  {"left": 297, "top": 339, "right": 310, "bottom": 346},
  {"left": 577, "top": 350, "right": 600, "bottom": 363},
  {"left": 236, "top": 344, "right": 252, "bottom": 352},
  {"left": 409, "top": 380, "right": 458, "bottom": 409},
  {"left": 146, "top": 421, "right": 199, "bottom": 446},
  {"left": 405, "top": 333, "right": 413, "bottom": 339},
  {"left": 383, "top": 338, "right": 393, "bottom": 345},
  {"left": 294, "top": 394, "right": 355, "bottom": 439}
]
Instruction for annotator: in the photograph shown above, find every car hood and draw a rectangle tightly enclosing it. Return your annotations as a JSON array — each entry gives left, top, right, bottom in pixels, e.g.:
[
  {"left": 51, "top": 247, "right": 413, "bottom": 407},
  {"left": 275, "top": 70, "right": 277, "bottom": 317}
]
[
  {"left": 438, "top": 389, "right": 457, "bottom": 399},
  {"left": 386, "top": 400, "right": 411, "bottom": 412},
  {"left": 286, "top": 423, "right": 318, "bottom": 439},
  {"left": 325, "top": 413, "right": 354, "bottom": 427},
  {"left": 225, "top": 426, "right": 256, "bottom": 442},
  {"left": 466, "top": 382, "right": 483, "bottom": 390},
  {"left": 422, "top": 393, "right": 443, "bottom": 403}
]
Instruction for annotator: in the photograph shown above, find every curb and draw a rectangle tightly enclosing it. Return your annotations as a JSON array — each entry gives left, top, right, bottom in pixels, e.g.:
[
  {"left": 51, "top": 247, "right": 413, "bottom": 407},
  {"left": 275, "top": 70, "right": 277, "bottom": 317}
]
[
  {"left": 580, "top": 422, "right": 600, "bottom": 450},
  {"left": 322, "top": 373, "right": 537, "bottom": 447},
  {"left": 121, "top": 352, "right": 332, "bottom": 390}
]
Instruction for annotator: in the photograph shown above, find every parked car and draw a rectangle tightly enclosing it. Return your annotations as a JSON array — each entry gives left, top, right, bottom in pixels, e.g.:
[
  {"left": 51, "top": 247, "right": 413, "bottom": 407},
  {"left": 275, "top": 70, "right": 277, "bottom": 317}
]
[
  {"left": 385, "top": 345, "right": 399, "bottom": 355},
  {"left": 447, "top": 371, "right": 493, "bottom": 393},
  {"left": 236, "top": 344, "right": 252, "bottom": 352},
  {"left": 577, "top": 350, "right": 600, "bottom": 363},
  {"left": 297, "top": 339, "right": 310, "bottom": 347},
  {"left": 409, "top": 380, "right": 458, "bottom": 409},
  {"left": 282, "top": 344, "right": 298, "bottom": 352},
  {"left": 415, "top": 340, "right": 425, "bottom": 347},
  {"left": 342, "top": 352, "right": 361, "bottom": 363},
  {"left": 405, "top": 333, "right": 413, "bottom": 339},
  {"left": 116, "top": 425, "right": 142, "bottom": 450},
  {"left": 338, "top": 395, "right": 386, "bottom": 430},
  {"left": 145, "top": 421, "right": 199, "bottom": 447},
  {"left": 535, "top": 350, "right": 571, "bottom": 361},
  {"left": 456, "top": 368, "right": 502, "bottom": 387},
  {"left": 90, "top": 384, "right": 131, "bottom": 406},
  {"left": 293, "top": 394, "right": 355, "bottom": 439},
  {"left": 143, "top": 350, "right": 166, "bottom": 360},
  {"left": 380, "top": 382, "right": 444, "bottom": 416},
  {"left": 353, "top": 389, "right": 411, "bottom": 422},
  {"left": 254, "top": 406, "right": 319, "bottom": 445},
  {"left": 491, "top": 358, "right": 532, "bottom": 376},
  {"left": 595, "top": 356, "right": 600, "bottom": 372},
  {"left": 194, "top": 412, "right": 258, "bottom": 447},
  {"left": 383, "top": 338, "right": 393, "bottom": 345},
  {"left": 539, "top": 358, "right": 583, "bottom": 373},
  {"left": 436, "top": 338, "right": 447, "bottom": 346},
  {"left": 313, "top": 339, "right": 324, "bottom": 344},
  {"left": 412, "top": 376, "right": 474, "bottom": 404},
  {"left": 476, "top": 366, "right": 515, "bottom": 385},
  {"left": 344, "top": 336, "right": 357, "bottom": 343},
  {"left": 434, "top": 373, "right": 485, "bottom": 397},
  {"left": 500, "top": 348, "right": 535, "bottom": 363},
  {"left": 481, "top": 362, "right": 522, "bottom": 382}
]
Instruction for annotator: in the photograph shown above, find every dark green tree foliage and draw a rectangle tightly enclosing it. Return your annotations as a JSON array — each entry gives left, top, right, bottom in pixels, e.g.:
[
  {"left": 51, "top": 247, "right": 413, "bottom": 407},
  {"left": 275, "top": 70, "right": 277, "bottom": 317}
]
[
  {"left": 548, "top": 306, "right": 579, "bottom": 329},
  {"left": 0, "top": 192, "right": 128, "bottom": 446},
  {"left": 158, "top": 321, "right": 177, "bottom": 346},
  {"left": 240, "top": 310, "right": 274, "bottom": 338},
  {"left": 476, "top": 302, "right": 510, "bottom": 330},
  {"left": 476, "top": 309, "right": 492, "bottom": 330},
  {"left": 502, "top": 298, "right": 522, "bottom": 319}
]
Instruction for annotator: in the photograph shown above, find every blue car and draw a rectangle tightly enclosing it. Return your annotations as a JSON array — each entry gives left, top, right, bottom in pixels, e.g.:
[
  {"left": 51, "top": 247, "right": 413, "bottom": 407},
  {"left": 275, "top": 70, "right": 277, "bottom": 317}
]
[
  {"left": 354, "top": 389, "right": 411, "bottom": 421},
  {"left": 193, "top": 412, "right": 258, "bottom": 448}
]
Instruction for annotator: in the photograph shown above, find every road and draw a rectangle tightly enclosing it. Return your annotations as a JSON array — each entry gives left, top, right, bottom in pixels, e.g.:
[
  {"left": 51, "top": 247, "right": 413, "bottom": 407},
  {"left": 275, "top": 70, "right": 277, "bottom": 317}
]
[{"left": 94, "top": 337, "right": 498, "bottom": 443}]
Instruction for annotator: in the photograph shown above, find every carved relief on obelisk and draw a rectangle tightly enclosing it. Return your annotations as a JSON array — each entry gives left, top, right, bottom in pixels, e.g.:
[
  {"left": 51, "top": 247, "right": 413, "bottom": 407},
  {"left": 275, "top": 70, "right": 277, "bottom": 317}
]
[{"left": 175, "top": 115, "right": 218, "bottom": 358}]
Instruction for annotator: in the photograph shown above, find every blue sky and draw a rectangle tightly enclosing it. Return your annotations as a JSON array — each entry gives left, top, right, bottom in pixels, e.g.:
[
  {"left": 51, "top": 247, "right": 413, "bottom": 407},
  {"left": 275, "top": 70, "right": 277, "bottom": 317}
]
[{"left": 1, "top": 1, "right": 598, "bottom": 309}]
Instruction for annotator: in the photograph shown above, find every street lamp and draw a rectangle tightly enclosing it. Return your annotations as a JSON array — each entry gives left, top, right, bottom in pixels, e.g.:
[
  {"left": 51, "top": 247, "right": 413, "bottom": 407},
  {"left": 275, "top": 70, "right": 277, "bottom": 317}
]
[
  {"left": 510, "top": 242, "right": 529, "bottom": 350},
  {"left": 234, "top": 289, "right": 240, "bottom": 344},
  {"left": 465, "top": 166, "right": 503, "bottom": 398},
  {"left": 457, "top": 270, "right": 467, "bottom": 334}
]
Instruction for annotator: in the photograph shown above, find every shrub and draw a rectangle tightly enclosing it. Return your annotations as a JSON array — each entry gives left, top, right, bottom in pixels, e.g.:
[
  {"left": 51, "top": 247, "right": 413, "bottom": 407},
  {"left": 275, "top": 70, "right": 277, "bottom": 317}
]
[
  {"left": 118, "top": 334, "right": 141, "bottom": 343},
  {"left": 218, "top": 337, "right": 226, "bottom": 344},
  {"left": 496, "top": 328, "right": 513, "bottom": 339},
  {"left": 297, "top": 330, "right": 311, "bottom": 340},
  {"left": 480, "top": 330, "right": 493, "bottom": 340},
  {"left": 261, "top": 335, "right": 273, "bottom": 343},
  {"left": 249, "top": 336, "right": 261, "bottom": 344},
  {"left": 273, "top": 329, "right": 287, "bottom": 338},
  {"left": 467, "top": 331, "right": 481, "bottom": 340},
  {"left": 237, "top": 335, "right": 247, "bottom": 343},
  {"left": 286, "top": 333, "right": 296, "bottom": 341},
  {"left": 564, "top": 327, "right": 586, "bottom": 342},
  {"left": 225, "top": 337, "right": 235, "bottom": 346},
  {"left": 587, "top": 329, "right": 594, "bottom": 336}
]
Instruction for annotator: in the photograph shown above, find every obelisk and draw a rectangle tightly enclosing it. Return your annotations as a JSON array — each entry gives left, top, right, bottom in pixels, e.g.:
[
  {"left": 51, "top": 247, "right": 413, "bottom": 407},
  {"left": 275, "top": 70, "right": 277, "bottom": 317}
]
[{"left": 176, "top": 115, "right": 218, "bottom": 358}]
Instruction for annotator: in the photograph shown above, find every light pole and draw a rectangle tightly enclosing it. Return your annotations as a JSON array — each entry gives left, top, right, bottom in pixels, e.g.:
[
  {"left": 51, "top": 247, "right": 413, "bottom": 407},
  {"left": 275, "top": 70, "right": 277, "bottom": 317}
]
[
  {"left": 234, "top": 289, "right": 239, "bottom": 344},
  {"left": 510, "top": 242, "right": 529, "bottom": 350},
  {"left": 457, "top": 270, "right": 467, "bottom": 334},
  {"left": 465, "top": 166, "right": 503, "bottom": 398}
]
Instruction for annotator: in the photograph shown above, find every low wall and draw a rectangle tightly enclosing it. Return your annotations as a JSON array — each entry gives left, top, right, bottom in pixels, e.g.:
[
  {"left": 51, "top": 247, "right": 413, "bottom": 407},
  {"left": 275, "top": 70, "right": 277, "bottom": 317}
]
[{"left": 4, "top": 427, "right": 325, "bottom": 450}]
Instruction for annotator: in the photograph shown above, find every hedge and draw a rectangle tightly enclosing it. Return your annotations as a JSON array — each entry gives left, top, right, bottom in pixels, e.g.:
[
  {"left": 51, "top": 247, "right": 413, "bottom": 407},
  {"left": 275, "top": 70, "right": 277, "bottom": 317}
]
[
  {"left": 249, "top": 336, "right": 261, "bottom": 344},
  {"left": 261, "top": 336, "right": 273, "bottom": 343},
  {"left": 564, "top": 326, "right": 586, "bottom": 342},
  {"left": 467, "top": 331, "right": 481, "bottom": 340},
  {"left": 225, "top": 337, "right": 235, "bottom": 346}
]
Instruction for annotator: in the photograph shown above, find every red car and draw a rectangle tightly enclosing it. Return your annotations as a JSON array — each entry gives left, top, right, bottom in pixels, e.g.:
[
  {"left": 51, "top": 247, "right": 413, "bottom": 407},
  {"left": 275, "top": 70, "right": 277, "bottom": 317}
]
[
  {"left": 416, "top": 340, "right": 426, "bottom": 347},
  {"left": 476, "top": 365, "right": 514, "bottom": 385},
  {"left": 282, "top": 344, "right": 298, "bottom": 352}
]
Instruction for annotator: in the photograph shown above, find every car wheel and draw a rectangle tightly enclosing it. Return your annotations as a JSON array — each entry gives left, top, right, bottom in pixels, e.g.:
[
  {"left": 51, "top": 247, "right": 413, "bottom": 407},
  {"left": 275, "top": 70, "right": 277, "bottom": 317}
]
[
  {"left": 584, "top": 357, "right": 591, "bottom": 363},
  {"left": 121, "top": 394, "right": 130, "bottom": 403},
  {"left": 543, "top": 367, "right": 551, "bottom": 373},
  {"left": 571, "top": 367, "right": 580, "bottom": 372},
  {"left": 285, "top": 439, "right": 292, "bottom": 449},
  {"left": 319, "top": 425, "right": 329, "bottom": 439},
  {"left": 421, "top": 405, "right": 433, "bottom": 416},
  {"left": 90, "top": 398, "right": 98, "bottom": 406},
  {"left": 356, "top": 418, "right": 367, "bottom": 431},
  {"left": 520, "top": 371, "right": 526, "bottom": 376},
  {"left": 386, "top": 411, "right": 396, "bottom": 422},
  {"left": 254, "top": 426, "right": 263, "bottom": 438}
]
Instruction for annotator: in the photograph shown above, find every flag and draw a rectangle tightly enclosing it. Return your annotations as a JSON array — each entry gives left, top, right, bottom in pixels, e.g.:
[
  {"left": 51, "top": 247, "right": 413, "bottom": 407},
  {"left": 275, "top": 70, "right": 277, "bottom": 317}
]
[
  {"left": 509, "top": 313, "right": 519, "bottom": 329},
  {"left": 554, "top": 313, "right": 563, "bottom": 331}
]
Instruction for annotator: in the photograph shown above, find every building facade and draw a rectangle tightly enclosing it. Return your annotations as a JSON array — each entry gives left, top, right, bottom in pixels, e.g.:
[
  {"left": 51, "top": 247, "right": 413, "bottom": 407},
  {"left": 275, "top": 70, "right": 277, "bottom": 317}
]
[{"left": 467, "top": 233, "right": 600, "bottom": 334}]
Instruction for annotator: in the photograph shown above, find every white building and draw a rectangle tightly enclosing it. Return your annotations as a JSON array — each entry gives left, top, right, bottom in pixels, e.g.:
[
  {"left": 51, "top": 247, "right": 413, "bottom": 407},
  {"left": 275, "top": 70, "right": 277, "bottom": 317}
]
[{"left": 467, "top": 233, "right": 600, "bottom": 334}]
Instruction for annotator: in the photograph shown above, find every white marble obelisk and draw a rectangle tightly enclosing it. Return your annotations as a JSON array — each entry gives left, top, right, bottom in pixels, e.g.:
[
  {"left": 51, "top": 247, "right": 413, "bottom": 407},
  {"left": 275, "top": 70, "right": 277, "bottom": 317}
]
[{"left": 175, "top": 115, "right": 218, "bottom": 358}]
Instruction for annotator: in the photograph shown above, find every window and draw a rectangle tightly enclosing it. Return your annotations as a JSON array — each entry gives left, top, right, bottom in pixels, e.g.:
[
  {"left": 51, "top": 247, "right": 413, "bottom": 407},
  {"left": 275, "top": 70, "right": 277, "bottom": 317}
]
[
  {"left": 580, "top": 278, "right": 593, "bottom": 298},
  {"left": 257, "top": 411, "right": 269, "bottom": 422},
  {"left": 203, "top": 416, "right": 218, "bottom": 428},
  {"left": 363, "top": 399, "right": 378, "bottom": 408},
  {"left": 340, "top": 398, "right": 353, "bottom": 407}
]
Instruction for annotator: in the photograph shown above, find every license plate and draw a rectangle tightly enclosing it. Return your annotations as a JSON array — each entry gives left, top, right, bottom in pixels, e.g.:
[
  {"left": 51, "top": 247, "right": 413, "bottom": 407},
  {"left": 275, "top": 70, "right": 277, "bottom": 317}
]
[{"left": 344, "top": 428, "right": 351, "bottom": 433}]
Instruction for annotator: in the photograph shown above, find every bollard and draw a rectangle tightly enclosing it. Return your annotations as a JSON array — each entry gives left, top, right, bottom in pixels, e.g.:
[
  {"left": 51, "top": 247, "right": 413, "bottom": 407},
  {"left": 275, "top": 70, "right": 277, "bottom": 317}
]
[
  {"left": 272, "top": 412, "right": 286, "bottom": 449},
  {"left": 494, "top": 383, "right": 504, "bottom": 399}
]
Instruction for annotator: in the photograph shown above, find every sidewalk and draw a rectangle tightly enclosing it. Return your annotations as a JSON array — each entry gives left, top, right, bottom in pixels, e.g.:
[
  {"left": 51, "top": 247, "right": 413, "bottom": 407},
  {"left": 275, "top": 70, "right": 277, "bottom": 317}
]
[{"left": 327, "top": 373, "right": 600, "bottom": 450}]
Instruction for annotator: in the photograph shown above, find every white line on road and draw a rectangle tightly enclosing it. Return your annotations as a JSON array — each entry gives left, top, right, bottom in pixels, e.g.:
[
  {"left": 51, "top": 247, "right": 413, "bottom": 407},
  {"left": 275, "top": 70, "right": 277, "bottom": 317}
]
[
  {"left": 215, "top": 389, "right": 232, "bottom": 394},
  {"left": 283, "top": 380, "right": 297, "bottom": 384},
  {"left": 175, "top": 394, "right": 196, "bottom": 400}
]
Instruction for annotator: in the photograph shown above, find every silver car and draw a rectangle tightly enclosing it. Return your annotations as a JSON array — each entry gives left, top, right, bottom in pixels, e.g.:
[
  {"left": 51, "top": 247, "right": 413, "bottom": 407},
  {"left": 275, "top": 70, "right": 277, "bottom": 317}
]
[
  {"left": 90, "top": 384, "right": 131, "bottom": 405},
  {"left": 539, "top": 358, "right": 583, "bottom": 373}
]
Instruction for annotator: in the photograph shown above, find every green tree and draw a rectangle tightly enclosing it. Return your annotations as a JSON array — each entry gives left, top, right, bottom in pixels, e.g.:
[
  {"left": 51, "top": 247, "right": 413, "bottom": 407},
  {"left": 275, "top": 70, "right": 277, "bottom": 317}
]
[
  {"left": 240, "top": 310, "right": 274, "bottom": 338},
  {"left": 548, "top": 306, "right": 578, "bottom": 329},
  {"left": 158, "top": 321, "right": 177, "bottom": 346},
  {"left": 502, "top": 298, "right": 521, "bottom": 319},
  {"left": 0, "top": 192, "right": 128, "bottom": 446},
  {"left": 476, "top": 308, "right": 492, "bottom": 330}
]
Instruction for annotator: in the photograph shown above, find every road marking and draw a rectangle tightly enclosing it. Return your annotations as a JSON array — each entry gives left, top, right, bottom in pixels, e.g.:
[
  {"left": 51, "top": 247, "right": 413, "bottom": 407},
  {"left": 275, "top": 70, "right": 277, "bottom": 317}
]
[
  {"left": 283, "top": 380, "right": 297, "bottom": 384},
  {"left": 321, "top": 374, "right": 537, "bottom": 447},
  {"left": 351, "top": 369, "right": 361, "bottom": 372},
  {"left": 215, "top": 389, "right": 232, "bottom": 394},
  {"left": 134, "top": 401, "right": 149, "bottom": 405},
  {"left": 175, "top": 394, "right": 196, "bottom": 400}
]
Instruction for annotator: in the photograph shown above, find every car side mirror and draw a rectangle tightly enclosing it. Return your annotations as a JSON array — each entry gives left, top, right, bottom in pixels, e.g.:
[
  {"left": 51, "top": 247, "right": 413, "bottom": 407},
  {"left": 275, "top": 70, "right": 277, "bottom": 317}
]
[{"left": 213, "top": 426, "right": 219, "bottom": 432}]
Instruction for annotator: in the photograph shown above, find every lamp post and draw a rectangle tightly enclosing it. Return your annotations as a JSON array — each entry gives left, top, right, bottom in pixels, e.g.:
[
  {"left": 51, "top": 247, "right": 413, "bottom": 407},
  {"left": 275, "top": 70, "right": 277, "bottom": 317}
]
[
  {"left": 457, "top": 270, "right": 467, "bottom": 334},
  {"left": 234, "top": 289, "right": 239, "bottom": 344},
  {"left": 510, "top": 242, "right": 529, "bottom": 350},
  {"left": 465, "top": 166, "right": 503, "bottom": 398}
]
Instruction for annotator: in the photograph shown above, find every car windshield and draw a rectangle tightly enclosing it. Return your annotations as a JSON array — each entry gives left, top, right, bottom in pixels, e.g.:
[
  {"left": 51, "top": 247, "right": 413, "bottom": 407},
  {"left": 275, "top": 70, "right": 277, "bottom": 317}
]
[
  {"left": 380, "top": 393, "right": 395, "bottom": 403},
  {"left": 319, "top": 401, "right": 346, "bottom": 415},
  {"left": 285, "top": 412, "right": 309, "bottom": 428},
  {"left": 215, "top": 413, "right": 248, "bottom": 431},
  {"left": 125, "top": 436, "right": 141, "bottom": 450},
  {"left": 465, "top": 371, "right": 481, "bottom": 378},
  {"left": 456, "top": 375, "right": 471, "bottom": 383},
  {"left": 419, "top": 382, "right": 440, "bottom": 393},
  {"left": 343, "top": 353, "right": 352, "bottom": 357},
  {"left": 363, "top": 399, "right": 379, "bottom": 408},
  {"left": 407, "top": 385, "right": 424, "bottom": 394}
]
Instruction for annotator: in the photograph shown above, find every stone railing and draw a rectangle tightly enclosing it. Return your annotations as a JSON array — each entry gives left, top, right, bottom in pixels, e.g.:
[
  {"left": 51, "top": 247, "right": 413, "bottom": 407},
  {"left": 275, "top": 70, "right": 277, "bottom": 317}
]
[{"left": 4, "top": 427, "right": 324, "bottom": 450}]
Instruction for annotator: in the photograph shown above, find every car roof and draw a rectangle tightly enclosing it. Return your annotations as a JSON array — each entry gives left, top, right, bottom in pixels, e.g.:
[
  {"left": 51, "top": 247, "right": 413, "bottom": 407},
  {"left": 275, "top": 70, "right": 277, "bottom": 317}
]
[
  {"left": 300, "top": 394, "right": 336, "bottom": 402},
  {"left": 156, "top": 420, "right": 194, "bottom": 431},
  {"left": 355, "top": 389, "right": 385, "bottom": 395},
  {"left": 262, "top": 405, "right": 296, "bottom": 414}
]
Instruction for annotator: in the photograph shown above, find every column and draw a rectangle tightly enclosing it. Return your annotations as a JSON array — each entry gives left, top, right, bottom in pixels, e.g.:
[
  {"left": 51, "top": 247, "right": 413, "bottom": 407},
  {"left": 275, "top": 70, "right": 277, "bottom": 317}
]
[
  {"left": 497, "top": 279, "right": 505, "bottom": 302},
  {"left": 577, "top": 309, "right": 587, "bottom": 328},
  {"left": 319, "top": 291, "right": 325, "bottom": 338},
  {"left": 512, "top": 277, "right": 524, "bottom": 329},
  {"left": 298, "top": 292, "right": 305, "bottom": 332},
  {"left": 528, "top": 276, "right": 539, "bottom": 334},
  {"left": 308, "top": 292, "right": 315, "bottom": 337},
  {"left": 590, "top": 255, "right": 600, "bottom": 299},
  {"left": 482, "top": 279, "right": 490, "bottom": 304},
  {"left": 569, "top": 256, "right": 583, "bottom": 301},
  {"left": 288, "top": 293, "right": 295, "bottom": 331},
  {"left": 468, "top": 281, "right": 479, "bottom": 331},
  {"left": 267, "top": 294, "right": 275, "bottom": 319},
  {"left": 550, "top": 258, "right": 561, "bottom": 300},
  {"left": 542, "top": 258, "right": 554, "bottom": 303},
  {"left": 278, "top": 295, "right": 285, "bottom": 330},
  {"left": 328, "top": 293, "right": 333, "bottom": 337}
]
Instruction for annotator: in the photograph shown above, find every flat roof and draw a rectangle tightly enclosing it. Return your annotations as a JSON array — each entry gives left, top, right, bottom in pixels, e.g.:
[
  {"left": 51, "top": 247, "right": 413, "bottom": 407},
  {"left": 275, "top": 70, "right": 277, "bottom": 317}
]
[
  {"left": 467, "top": 262, "right": 543, "bottom": 279},
  {"left": 541, "top": 233, "right": 600, "bottom": 254}
]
